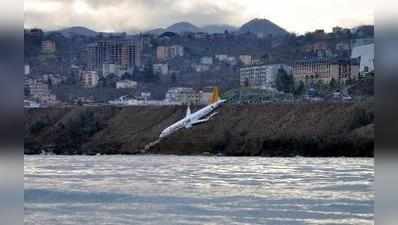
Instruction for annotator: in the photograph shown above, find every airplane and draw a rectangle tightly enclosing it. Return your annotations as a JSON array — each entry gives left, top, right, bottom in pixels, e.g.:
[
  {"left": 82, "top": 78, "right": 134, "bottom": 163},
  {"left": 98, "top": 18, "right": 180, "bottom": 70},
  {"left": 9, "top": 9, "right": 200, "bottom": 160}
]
[{"left": 159, "top": 87, "right": 226, "bottom": 139}]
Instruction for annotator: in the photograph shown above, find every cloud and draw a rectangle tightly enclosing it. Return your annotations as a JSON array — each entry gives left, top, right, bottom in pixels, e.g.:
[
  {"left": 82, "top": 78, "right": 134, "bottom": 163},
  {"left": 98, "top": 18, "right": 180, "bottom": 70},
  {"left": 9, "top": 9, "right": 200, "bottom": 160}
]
[
  {"left": 24, "top": 0, "right": 373, "bottom": 33},
  {"left": 24, "top": 0, "right": 242, "bottom": 32}
]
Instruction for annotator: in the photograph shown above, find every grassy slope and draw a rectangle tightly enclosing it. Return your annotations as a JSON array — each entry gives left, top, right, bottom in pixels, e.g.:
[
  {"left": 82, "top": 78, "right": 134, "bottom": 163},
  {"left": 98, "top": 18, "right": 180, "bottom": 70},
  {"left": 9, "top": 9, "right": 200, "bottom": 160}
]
[{"left": 25, "top": 102, "right": 374, "bottom": 156}]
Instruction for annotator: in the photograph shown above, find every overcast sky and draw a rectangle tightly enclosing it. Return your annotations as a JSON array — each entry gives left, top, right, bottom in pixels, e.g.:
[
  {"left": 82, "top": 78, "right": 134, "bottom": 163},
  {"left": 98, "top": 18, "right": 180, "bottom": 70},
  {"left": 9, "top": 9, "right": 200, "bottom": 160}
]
[{"left": 24, "top": 0, "right": 374, "bottom": 34}]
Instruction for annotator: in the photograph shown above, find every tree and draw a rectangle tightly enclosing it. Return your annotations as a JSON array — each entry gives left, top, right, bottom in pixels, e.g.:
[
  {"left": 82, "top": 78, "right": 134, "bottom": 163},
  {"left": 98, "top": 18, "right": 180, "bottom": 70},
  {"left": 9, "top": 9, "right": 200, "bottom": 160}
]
[
  {"left": 294, "top": 81, "right": 305, "bottom": 96},
  {"left": 244, "top": 78, "right": 249, "bottom": 87},
  {"left": 275, "top": 68, "right": 294, "bottom": 93},
  {"left": 47, "top": 78, "right": 53, "bottom": 89},
  {"left": 171, "top": 73, "right": 177, "bottom": 83},
  {"left": 121, "top": 72, "right": 135, "bottom": 81},
  {"left": 103, "top": 74, "right": 119, "bottom": 88},
  {"left": 143, "top": 64, "right": 159, "bottom": 83},
  {"left": 329, "top": 78, "right": 338, "bottom": 90}
]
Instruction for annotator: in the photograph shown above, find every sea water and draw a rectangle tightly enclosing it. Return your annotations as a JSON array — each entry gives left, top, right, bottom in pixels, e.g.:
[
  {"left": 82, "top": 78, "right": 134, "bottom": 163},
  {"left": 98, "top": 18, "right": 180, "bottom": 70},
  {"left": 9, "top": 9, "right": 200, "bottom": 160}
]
[{"left": 24, "top": 155, "right": 374, "bottom": 225}]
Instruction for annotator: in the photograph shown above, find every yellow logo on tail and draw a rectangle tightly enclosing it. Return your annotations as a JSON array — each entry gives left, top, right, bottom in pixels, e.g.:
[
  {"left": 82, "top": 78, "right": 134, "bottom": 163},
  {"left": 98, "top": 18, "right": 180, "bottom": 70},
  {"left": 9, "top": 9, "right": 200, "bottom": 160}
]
[{"left": 210, "top": 87, "right": 221, "bottom": 103}]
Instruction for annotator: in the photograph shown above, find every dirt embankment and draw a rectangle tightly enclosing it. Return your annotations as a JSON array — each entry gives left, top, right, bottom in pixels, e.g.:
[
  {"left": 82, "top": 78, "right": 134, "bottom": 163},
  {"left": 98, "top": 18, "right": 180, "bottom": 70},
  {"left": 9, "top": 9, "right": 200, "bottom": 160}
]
[{"left": 25, "top": 102, "right": 374, "bottom": 157}]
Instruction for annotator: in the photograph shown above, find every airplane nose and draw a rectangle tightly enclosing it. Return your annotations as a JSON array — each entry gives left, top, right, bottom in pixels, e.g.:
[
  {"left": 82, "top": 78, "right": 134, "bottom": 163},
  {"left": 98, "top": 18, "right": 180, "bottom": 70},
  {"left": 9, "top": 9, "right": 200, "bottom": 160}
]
[{"left": 160, "top": 130, "right": 168, "bottom": 138}]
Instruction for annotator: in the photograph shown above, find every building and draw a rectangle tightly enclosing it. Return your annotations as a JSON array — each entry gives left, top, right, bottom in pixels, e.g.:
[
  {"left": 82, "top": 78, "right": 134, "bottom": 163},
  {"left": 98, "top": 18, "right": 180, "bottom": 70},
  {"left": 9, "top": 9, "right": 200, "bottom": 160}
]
[
  {"left": 293, "top": 58, "right": 360, "bottom": 84},
  {"left": 200, "top": 57, "right": 214, "bottom": 65},
  {"left": 25, "top": 79, "right": 58, "bottom": 105},
  {"left": 336, "top": 42, "right": 351, "bottom": 51},
  {"left": 193, "top": 64, "right": 210, "bottom": 73},
  {"left": 198, "top": 87, "right": 214, "bottom": 105},
  {"left": 86, "top": 43, "right": 98, "bottom": 71},
  {"left": 351, "top": 43, "right": 375, "bottom": 74},
  {"left": 42, "top": 74, "right": 65, "bottom": 86},
  {"left": 226, "top": 56, "right": 238, "bottom": 65},
  {"left": 24, "top": 65, "right": 30, "bottom": 76},
  {"left": 215, "top": 54, "right": 229, "bottom": 61},
  {"left": 116, "top": 80, "right": 137, "bottom": 89},
  {"left": 332, "top": 26, "right": 343, "bottom": 33},
  {"left": 240, "top": 64, "right": 293, "bottom": 89},
  {"left": 26, "top": 79, "right": 49, "bottom": 99},
  {"left": 86, "top": 37, "right": 143, "bottom": 73},
  {"left": 352, "top": 38, "right": 374, "bottom": 48},
  {"left": 102, "top": 64, "right": 119, "bottom": 77},
  {"left": 153, "top": 63, "right": 169, "bottom": 75},
  {"left": 25, "top": 28, "right": 44, "bottom": 38},
  {"left": 239, "top": 55, "right": 252, "bottom": 65},
  {"left": 169, "top": 45, "right": 184, "bottom": 58},
  {"left": 156, "top": 46, "right": 169, "bottom": 61},
  {"left": 102, "top": 64, "right": 130, "bottom": 77},
  {"left": 165, "top": 87, "right": 200, "bottom": 105},
  {"left": 80, "top": 71, "right": 99, "bottom": 88},
  {"left": 41, "top": 40, "right": 56, "bottom": 53},
  {"left": 156, "top": 45, "right": 184, "bottom": 61}
]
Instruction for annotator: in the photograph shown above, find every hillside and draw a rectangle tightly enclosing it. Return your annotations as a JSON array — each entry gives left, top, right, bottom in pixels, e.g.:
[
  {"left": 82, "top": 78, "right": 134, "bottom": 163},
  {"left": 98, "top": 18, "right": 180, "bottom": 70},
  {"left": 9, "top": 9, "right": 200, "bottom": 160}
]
[
  {"left": 25, "top": 103, "right": 374, "bottom": 156},
  {"left": 166, "top": 22, "right": 202, "bottom": 33},
  {"left": 201, "top": 25, "right": 238, "bottom": 34},
  {"left": 51, "top": 26, "right": 97, "bottom": 37},
  {"left": 240, "top": 18, "right": 288, "bottom": 37}
]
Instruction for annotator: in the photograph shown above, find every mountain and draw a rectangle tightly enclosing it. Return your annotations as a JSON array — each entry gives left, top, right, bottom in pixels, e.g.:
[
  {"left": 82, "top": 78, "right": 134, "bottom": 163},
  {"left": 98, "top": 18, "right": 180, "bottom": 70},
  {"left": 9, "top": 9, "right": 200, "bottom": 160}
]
[
  {"left": 239, "top": 18, "right": 288, "bottom": 37},
  {"left": 55, "top": 26, "right": 97, "bottom": 37},
  {"left": 166, "top": 22, "right": 201, "bottom": 33},
  {"left": 201, "top": 25, "right": 238, "bottom": 34},
  {"left": 146, "top": 28, "right": 167, "bottom": 35}
]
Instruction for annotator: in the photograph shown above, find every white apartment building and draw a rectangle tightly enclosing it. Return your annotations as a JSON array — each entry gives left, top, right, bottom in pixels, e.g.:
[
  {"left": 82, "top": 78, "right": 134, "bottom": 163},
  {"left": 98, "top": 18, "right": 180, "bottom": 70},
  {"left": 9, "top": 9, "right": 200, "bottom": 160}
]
[
  {"left": 351, "top": 43, "right": 374, "bottom": 74},
  {"left": 240, "top": 64, "right": 292, "bottom": 89}
]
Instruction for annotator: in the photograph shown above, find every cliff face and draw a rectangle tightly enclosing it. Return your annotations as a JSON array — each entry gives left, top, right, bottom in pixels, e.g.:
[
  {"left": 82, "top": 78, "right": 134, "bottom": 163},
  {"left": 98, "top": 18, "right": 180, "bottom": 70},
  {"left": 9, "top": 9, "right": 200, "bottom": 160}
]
[{"left": 24, "top": 103, "right": 374, "bottom": 157}]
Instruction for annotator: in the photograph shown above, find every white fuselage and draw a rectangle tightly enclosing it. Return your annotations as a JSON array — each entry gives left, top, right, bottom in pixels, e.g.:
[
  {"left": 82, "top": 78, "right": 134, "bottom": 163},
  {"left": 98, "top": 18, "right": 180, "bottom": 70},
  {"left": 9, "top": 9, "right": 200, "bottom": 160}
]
[{"left": 160, "top": 99, "right": 226, "bottom": 138}]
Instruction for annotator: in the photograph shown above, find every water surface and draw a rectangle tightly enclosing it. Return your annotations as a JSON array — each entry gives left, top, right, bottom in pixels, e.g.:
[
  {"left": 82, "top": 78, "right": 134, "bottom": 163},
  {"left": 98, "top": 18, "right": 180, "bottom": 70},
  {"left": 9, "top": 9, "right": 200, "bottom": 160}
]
[{"left": 24, "top": 155, "right": 374, "bottom": 225}]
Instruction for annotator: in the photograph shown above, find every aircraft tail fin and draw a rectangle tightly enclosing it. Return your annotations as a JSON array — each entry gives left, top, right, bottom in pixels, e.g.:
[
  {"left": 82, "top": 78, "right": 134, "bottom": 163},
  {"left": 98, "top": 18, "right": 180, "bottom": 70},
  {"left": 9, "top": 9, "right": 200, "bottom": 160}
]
[
  {"left": 210, "top": 87, "right": 221, "bottom": 104},
  {"left": 185, "top": 105, "right": 191, "bottom": 118}
]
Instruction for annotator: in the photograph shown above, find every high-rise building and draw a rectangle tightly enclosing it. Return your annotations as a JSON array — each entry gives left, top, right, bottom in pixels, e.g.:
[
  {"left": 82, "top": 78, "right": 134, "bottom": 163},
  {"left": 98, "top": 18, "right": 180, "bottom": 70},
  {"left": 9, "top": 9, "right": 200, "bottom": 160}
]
[{"left": 86, "top": 37, "right": 143, "bottom": 73}]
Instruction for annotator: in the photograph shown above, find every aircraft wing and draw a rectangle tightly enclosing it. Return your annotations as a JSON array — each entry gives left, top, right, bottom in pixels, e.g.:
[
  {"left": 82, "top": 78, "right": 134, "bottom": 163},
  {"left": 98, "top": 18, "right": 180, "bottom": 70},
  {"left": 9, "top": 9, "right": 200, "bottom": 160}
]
[{"left": 190, "top": 112, "right": 218, "bottom": 126}]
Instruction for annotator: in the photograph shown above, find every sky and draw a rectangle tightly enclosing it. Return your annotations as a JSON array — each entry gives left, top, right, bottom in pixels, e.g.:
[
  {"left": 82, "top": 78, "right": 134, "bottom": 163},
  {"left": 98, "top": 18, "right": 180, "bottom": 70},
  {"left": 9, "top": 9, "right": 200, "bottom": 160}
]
[{"left": 24, "top": 0, "right": 374, "bottom": 34}]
